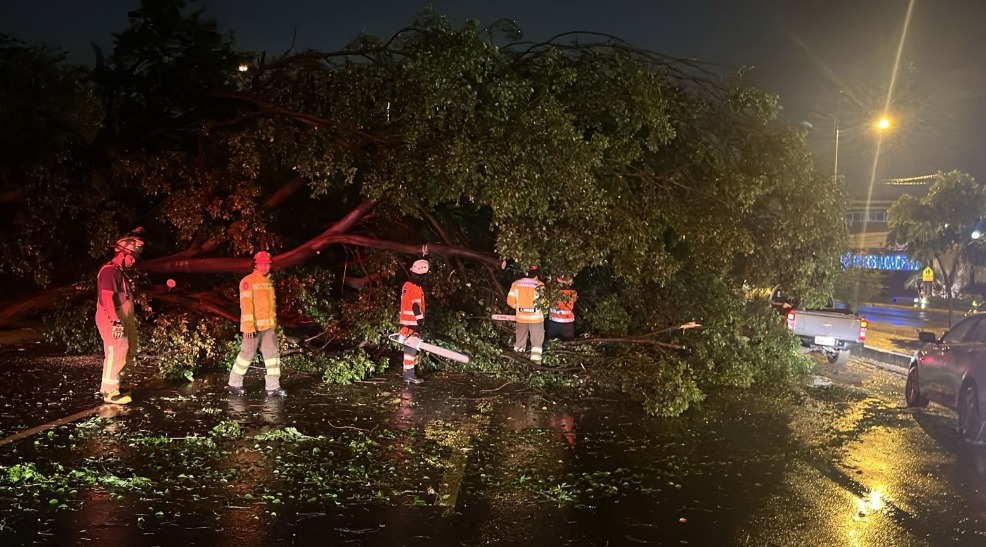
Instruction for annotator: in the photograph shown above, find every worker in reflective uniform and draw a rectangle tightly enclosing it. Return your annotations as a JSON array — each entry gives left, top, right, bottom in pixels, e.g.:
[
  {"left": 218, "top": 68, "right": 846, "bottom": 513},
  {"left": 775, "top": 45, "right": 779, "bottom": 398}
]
[
  {"left": 227, "top": 251, "right": 286, "bottom": 397},
  {"left": 507, "top": 266, "right": 548, "bottom": 362},
  {"left": 94, "top": 231, "right": 144, "bottom": 405},
  {"left": 398, "top": 260, "right": 429, "bottom": 384},
  {"left": 546, "top": 276, "right": 577, "bottom": 340}
]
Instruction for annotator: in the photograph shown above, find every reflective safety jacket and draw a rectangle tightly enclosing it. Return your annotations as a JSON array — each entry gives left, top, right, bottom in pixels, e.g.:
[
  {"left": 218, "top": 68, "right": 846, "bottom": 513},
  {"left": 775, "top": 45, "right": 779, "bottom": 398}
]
[
  {"left": 400, "top": 281, "right": 425, "bottom": 326},
  {"left": 507, "top": 277, "right": 546, "bottom": 324},
  {"left": 549, "top": 288, "right": 577, "bottom": 323},
  {"left": 240, "top": 270, "right": 277, "bottom": 333}
]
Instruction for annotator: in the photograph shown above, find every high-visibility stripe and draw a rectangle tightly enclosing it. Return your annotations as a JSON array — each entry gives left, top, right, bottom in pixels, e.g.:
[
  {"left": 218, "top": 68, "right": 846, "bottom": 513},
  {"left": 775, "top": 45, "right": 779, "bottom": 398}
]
[
  {"left": 240, "top": 271, "right": 277, "bottom": 333},
  {"left": 102, "top": 345, "right": 115, "bottom": 382},
  {"left": 232, "top": 357, "right": 250, "bottom": 376},
  {"left": 508, "top": 277, "right": 546, "bottom": 323},
  {"left": 399, "top": 281, "right": 426, "bottom": 328},
  {"left": 549, "top": 289, "right": 577, "bottom": 322}
]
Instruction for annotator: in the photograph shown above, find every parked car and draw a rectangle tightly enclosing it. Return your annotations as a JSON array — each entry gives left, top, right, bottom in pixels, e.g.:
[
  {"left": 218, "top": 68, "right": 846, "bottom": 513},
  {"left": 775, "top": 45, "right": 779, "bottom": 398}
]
[{"left": 906, "top": 315, "right": 986, "bottom": 444}]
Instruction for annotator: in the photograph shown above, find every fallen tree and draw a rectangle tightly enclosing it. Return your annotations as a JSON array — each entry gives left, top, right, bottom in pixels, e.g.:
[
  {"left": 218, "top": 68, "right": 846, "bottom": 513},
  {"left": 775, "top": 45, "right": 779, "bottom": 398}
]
[{"left": 0, "top": 3, "right": 844, "bottom": 416}]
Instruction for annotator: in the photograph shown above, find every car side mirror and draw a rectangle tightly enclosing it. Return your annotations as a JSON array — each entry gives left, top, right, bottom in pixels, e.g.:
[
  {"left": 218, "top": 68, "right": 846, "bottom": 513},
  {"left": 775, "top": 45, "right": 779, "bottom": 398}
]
[{"left": 918, "top": 331, "right": 938, "bottom": 343}]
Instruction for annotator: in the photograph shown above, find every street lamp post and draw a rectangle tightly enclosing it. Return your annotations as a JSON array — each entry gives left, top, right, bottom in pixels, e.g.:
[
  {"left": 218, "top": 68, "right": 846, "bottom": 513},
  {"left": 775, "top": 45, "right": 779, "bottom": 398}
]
[{"left": 832, "top": 112, "right": 892, "bottom": 182}]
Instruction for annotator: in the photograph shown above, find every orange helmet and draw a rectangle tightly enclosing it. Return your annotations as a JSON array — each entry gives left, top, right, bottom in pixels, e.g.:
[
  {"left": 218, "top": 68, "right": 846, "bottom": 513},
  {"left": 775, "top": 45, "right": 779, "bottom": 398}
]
[{"left": 254, "top": 251, "right": 273, "bottom": 264}]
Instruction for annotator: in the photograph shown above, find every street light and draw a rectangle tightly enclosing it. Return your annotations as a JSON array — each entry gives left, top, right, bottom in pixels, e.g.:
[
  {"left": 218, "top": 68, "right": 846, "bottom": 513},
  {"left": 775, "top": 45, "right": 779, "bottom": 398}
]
[{"left": 833, "top": 114, "right": 893, "bottom": 182}]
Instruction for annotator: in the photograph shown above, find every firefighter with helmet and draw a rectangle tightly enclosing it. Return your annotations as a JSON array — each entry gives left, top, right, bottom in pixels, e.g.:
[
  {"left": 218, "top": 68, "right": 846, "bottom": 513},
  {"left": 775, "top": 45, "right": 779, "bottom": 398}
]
[
  {"left": 398, "top": 259, "right": 429, "bottom": 384},
  {"left": 227, "top": 251, "right": 286, "bottom": 397},
  {"left": 507, "top": 266, "right": 549, "bottom": 362},
  {"left": 95, "top": 229, "right": 144, "bottom": 405},
  {"left": 546, "top": 276, "right": 577, "bottom": 340}
]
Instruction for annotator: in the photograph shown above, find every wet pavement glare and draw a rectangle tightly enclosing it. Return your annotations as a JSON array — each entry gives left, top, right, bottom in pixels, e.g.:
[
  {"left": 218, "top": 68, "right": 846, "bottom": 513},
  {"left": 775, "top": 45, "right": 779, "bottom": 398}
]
[{"left": 2, "top": 347, "right": 986, "bottom": 546}]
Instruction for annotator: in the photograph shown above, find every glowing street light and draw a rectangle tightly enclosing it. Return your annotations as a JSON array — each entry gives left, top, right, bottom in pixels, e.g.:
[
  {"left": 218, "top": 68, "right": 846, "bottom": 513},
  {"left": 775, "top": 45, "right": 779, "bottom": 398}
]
[{"left": 833, "top": 114, "right": 893, "bottom": 182}]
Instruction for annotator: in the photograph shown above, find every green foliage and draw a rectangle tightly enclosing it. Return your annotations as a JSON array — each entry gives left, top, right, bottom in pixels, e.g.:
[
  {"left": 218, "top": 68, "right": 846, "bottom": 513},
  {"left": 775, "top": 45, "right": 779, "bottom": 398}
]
[
  {"left": 280, "top": 348, "right": 388, "bottom": 385},
  {"left": 833, "top": 267, "right": 886, "bottom": 312},
  {"left": 581, "top": 294, "right": 633, "bottom": 337},
  {"left": 147, "top": 309, "right": 238, "bottom": 380},
  {"left": 544, "top": 272, "right": 810, "bottom": 416},
  {"left": 254, "top": 427, "right": 318, "bottom": 442},
  {"left": 276, "top": 268, "right": 339, "bottom": 329},
  {"left": 209, "top": 419, "right": 242, "bottom": 439},
  {"left": 888, "top": 170, "right": 986, "bottom": 300},
  {"left": 2, "top": 463, "right": 47, "bottom": 485},
  {"left": 42, "top": 290, "right": 101, "bottom": 354}
]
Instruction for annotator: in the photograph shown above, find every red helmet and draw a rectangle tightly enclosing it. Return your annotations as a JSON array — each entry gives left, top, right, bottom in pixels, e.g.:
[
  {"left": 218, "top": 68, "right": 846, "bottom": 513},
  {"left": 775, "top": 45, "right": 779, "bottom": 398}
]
[{"left": 254, "top": 251, "right": 273, "bottom": 264}]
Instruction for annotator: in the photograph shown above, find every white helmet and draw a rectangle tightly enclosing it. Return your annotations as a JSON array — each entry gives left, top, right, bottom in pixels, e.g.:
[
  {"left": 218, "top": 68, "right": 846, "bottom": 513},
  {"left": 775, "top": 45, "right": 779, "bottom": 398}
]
[{"left": 410, "top": 260, "right": 429, "bottom": 274}]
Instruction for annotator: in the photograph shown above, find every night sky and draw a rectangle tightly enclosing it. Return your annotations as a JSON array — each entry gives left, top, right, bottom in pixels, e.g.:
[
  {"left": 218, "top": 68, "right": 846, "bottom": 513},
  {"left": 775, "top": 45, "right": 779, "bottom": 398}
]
[{"left": 5, "top": 0, "right": 986, "bottom": 186}]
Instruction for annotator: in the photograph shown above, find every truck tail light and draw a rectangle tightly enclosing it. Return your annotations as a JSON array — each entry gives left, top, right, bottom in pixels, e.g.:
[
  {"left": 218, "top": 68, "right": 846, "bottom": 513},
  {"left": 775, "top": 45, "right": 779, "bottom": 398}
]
[
  {"left": 858, "top": 318, "right": 868, "bottom": 342},
  {"left": 786, "top": 310, "right": 796, "bottom": 331}
]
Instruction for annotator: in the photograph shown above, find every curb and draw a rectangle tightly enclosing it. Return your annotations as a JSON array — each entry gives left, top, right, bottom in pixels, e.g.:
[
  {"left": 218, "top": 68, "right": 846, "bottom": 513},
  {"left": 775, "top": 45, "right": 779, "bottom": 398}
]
[{"left": 858, "top": 344, "right": 912, "bottom": 375}]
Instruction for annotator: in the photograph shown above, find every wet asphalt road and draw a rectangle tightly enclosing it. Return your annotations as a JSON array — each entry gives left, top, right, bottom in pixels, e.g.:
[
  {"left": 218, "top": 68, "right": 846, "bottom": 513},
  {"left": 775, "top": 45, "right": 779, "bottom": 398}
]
[{"left": 1, "top": 346, "right": 986, "bottom": 545}]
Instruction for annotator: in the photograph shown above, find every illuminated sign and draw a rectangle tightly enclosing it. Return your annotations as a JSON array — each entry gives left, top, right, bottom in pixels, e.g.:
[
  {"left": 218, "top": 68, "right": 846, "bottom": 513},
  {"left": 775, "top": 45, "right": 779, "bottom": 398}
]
[{"left": 840, "top": 253, "right": 922, "bottom": 271}]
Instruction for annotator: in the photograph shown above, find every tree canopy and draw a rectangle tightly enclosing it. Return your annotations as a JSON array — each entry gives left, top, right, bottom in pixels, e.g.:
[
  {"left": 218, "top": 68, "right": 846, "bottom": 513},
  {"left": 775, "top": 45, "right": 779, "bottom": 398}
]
[
  {"left": 0, "top": 1, "right": 851, "bottom": 415},
  {"left": 887, "top": 169, "right": 986, "bottom": 323}
]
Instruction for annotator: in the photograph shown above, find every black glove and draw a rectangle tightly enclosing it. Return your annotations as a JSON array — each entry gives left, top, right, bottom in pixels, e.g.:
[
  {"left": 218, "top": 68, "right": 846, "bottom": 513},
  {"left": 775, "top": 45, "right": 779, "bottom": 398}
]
[{"left": 111, "top": 321, "right": 124, "bottom": 339}]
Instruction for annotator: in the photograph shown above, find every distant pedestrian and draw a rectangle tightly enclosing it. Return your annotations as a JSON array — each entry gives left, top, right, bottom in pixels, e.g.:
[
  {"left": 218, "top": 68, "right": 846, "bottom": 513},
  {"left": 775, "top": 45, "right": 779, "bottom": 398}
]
[
  {"left": 398, "top": 260, "right": 429, "bottom": 384},
  {"left": 227, "top": 251, "right": 286, "bottom": 397},
  {"left": 95, "top": 230, "right": 145, "bottom": 405},
  {"left": 546, "top": 276, "right": 577, "bottom": 340},
  {"left": 507, "top": 266, "right": 548, "bottom": 362}
]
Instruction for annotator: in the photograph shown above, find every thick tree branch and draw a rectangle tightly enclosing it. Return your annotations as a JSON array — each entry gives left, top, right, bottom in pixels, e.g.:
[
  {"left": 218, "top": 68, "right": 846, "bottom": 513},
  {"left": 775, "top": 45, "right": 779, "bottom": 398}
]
[
  {"left": 0, "top": 287, "right": 78, "bottom": 328},
  {"left": 561, "top": 337, "right": 685, "bottom": 350}
]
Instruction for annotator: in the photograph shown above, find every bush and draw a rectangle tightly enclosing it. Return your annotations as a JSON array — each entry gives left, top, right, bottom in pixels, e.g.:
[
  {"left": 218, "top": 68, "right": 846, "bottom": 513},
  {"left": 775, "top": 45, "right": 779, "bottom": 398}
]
[
  {"left": 147, "top": 311, "right": 238, "bottom": 381},
  {"left": 42, "top": 291, "right": 101, "bottom": 354},
  {"left": 278, "top": 348, "right": 388, "bottom": 385}
]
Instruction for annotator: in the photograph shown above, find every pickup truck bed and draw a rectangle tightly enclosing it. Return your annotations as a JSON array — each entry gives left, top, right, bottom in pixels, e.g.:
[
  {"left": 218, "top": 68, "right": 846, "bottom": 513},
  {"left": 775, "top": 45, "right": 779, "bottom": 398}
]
[{"left": 784, "top": 307, "right": 866, "bottom": 366}]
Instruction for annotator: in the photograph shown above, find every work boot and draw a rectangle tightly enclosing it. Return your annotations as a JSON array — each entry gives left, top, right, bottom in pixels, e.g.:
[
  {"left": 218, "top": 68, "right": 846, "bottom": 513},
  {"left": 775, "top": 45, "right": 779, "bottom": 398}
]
[
  {"left": 102, "top": 390, "right": 132, "bottom": 405},
  {"left": 266, "top": 387, "right": 288, "bottom": 398},
  {"left": 227, "top": 385, "right": 247, "bottom": 396},
  {"left": 403, "top": 369, "right": 424, "bottom": 385}
]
